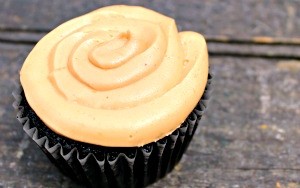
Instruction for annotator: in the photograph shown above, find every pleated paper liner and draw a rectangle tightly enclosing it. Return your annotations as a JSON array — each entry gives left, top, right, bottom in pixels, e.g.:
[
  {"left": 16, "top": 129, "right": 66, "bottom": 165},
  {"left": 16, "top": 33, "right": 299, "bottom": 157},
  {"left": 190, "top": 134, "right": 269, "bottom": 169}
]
[{"left": 13, "top": 73, "right": 212, "bottom": 188}]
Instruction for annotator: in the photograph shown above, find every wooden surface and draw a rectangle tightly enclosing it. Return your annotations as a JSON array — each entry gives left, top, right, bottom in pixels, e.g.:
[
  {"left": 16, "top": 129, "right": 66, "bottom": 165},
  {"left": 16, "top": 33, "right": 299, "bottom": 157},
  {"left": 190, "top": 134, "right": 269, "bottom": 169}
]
[{"left": 0, "top": 0, "right": 300, "bottom": 187}]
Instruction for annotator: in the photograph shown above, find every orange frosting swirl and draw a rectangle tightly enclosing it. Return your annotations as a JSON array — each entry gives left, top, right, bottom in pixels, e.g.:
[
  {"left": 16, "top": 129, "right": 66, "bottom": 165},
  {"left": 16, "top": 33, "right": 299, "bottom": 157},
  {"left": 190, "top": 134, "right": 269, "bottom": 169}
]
[{"left": 20, "top": 5, "right": 209, "bottom": 147}]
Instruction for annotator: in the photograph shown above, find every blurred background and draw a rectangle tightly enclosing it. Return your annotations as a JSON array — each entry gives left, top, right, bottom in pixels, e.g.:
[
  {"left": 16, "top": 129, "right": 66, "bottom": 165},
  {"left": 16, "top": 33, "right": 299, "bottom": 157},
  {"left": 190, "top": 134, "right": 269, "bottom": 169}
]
[{"left": 0, "top": 0, "right": 299, "bottom": 187}]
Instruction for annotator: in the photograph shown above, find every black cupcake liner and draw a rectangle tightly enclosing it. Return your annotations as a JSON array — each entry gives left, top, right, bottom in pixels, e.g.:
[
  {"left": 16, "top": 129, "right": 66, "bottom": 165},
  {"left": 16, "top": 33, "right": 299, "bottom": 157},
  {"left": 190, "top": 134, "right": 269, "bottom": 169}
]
[{"left": 13, "top": 73, "right": 212, "bottom": 188}]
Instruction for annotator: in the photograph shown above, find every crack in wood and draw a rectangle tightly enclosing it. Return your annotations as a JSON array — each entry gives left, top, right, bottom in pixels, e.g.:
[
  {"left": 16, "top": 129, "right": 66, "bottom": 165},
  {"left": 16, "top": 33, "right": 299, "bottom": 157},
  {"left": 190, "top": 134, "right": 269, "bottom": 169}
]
[
  {"left": 208, "top": 52, "right": 300, "bottom": 60},
  {"left": 205, "top": 35, "right": 300, "bottom": 46}
]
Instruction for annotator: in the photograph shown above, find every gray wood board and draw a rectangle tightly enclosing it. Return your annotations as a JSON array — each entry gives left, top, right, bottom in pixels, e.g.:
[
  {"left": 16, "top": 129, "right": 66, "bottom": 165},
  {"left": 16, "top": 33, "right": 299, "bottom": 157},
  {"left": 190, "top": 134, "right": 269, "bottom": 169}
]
[
  {"left": 0, "top": 0, "right": 299, "bottom": 38},
  {"left": 0, "top": 43, "right": 299, "bottom": 187}
]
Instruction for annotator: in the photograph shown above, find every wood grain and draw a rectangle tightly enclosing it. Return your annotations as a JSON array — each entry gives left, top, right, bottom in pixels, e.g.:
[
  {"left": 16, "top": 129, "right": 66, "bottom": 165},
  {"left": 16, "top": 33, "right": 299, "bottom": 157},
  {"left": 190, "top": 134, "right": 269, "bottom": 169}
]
[
  {"left": 0, "top": 0, "right": 299, "bottom": 38},
  {"left": 0, "top": 0, "right": 300, "bottom": 187}
]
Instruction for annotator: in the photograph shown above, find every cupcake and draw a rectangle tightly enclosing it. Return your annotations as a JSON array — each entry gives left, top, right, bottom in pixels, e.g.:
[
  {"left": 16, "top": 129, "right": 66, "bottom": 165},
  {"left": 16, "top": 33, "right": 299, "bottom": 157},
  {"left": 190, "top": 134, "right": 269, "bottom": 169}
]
[{"left": 14, "top": 5, "right": 211, "bottom": 188}]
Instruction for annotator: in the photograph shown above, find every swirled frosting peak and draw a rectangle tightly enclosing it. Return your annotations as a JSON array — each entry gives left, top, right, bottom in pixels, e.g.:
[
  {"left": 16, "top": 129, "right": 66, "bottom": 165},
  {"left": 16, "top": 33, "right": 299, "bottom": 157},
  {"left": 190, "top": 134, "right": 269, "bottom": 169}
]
[{"left": 20, "top": 5, "right": 209, "bottom": 147}]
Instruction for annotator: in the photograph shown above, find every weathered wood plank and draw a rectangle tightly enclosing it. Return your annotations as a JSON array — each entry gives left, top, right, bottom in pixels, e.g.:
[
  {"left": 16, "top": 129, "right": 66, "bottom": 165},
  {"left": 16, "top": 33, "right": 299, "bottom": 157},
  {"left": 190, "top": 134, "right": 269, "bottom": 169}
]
[
  {"left": 0, "top": 42, "right": 299, "bottom": 187},
  {"left": 0, "top": 0, "right": 299, "bottom": 38},
  {"left": 152, "top": 169, "right": 300, "bottom": 188}
]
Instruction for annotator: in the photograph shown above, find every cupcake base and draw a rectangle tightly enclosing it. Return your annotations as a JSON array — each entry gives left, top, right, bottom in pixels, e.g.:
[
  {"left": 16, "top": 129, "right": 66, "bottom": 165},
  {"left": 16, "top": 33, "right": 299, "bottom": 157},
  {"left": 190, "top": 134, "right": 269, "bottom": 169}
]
[{"left": 13, "top": 74, "right": 212, "bottom": 188}]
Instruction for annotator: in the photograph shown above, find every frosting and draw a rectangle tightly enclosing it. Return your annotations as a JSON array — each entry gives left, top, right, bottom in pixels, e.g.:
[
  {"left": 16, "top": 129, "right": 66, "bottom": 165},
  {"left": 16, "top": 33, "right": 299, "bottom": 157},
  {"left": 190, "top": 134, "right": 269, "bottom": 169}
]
[{"left": 20, "top": 5, "right": 209, "bottom": 147}]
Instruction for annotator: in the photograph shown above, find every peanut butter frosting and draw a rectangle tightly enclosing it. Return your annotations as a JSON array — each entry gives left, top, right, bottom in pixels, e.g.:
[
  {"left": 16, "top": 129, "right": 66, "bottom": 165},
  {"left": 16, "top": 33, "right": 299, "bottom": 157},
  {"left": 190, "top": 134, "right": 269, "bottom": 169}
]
[{"left": 20, "top": 5, "right": 209, "bottom": 147}]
